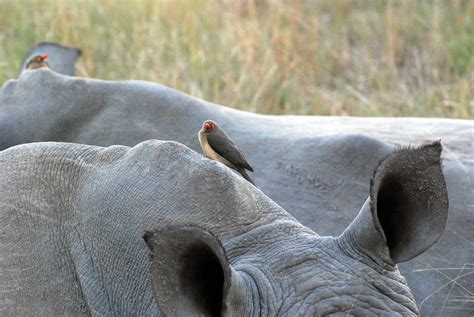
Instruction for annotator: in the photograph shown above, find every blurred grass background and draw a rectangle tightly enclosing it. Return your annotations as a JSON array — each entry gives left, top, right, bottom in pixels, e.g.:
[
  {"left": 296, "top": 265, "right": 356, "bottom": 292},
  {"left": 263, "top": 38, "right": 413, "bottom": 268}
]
[{"left": 0, "top": 0, "right": 472, "bottom": 118}]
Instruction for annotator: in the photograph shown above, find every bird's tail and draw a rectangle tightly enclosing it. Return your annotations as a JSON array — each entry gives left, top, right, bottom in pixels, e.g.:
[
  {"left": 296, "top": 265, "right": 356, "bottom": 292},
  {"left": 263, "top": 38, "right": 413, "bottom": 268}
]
[{"left": 237, "top": 168, "right": 256, "bottom": 186}]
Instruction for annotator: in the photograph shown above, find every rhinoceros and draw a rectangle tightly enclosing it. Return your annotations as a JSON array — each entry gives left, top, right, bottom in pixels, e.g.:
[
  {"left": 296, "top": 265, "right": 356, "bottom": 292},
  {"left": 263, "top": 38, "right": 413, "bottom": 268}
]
[
  {"left": 0, "top": 43, "right": 472, "bottom": 315},
  {"left": 0, "top": 138, "right": 448, "bottom": 316}
]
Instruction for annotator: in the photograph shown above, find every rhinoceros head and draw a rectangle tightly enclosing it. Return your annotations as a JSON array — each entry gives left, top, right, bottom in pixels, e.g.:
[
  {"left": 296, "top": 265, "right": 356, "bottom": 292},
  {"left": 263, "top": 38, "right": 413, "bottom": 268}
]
[{"left": 144, "top": 141, "right": 448, "bottom": 316}]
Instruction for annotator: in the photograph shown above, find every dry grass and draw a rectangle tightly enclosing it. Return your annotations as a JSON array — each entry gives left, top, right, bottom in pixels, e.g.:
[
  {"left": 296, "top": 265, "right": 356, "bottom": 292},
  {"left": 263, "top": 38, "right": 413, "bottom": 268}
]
[{"left": 0, "top": 0, "right": 472, "bottom": 118}]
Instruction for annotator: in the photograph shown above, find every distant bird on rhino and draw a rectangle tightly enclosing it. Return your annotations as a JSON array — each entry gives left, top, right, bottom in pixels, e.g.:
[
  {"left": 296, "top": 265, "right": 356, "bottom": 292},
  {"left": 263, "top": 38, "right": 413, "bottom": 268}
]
[
  {"left": 198, "top": 120, "right": 255, "bottom": 185},
  {"left": 25, "top": 54, "right": 49, "bottom": 70}
]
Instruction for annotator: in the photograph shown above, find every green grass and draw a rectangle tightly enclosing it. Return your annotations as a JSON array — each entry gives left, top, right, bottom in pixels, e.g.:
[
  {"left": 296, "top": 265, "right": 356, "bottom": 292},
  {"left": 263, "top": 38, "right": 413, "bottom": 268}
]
[{"left": 0, "top": 0, "right": 472, "bottom": 118}]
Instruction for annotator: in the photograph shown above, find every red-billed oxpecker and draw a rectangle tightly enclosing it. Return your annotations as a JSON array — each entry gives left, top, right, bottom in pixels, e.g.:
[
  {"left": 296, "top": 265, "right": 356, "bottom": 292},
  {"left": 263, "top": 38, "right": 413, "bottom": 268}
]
[
  {"left": 25, "top": 54, "right": 49, "bottom": 70},
  {"left": 198, "top": 120, "right": 255, "bottom": 185}
]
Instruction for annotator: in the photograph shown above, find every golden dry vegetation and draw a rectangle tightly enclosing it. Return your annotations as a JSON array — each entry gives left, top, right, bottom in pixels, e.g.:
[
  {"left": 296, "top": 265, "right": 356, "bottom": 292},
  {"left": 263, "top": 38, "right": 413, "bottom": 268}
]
[{"left": 0, "top": 0, "right": 473, "bottom": 118}]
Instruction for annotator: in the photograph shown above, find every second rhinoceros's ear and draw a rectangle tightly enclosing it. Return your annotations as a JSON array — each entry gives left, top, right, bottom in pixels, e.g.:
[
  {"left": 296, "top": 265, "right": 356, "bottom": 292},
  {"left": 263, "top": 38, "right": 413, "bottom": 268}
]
[
  {"left": 143, "top": 226, "right": 245, "bottom": 317},
  {"left": 341, "top": 141, "right": 449, "bottom": 265}
]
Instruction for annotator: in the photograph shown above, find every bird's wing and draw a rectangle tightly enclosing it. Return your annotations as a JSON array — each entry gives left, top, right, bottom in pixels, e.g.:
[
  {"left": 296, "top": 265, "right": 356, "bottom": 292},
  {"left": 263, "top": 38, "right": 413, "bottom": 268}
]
[{"left": 207, "top": 133, "right": 253, "bottom": 171}]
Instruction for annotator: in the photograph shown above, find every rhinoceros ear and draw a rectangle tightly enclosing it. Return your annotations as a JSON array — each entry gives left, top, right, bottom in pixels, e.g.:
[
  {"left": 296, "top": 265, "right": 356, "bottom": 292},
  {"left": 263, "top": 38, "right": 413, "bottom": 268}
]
[
  {"left": 20, "top": 42, "right": 82, "bottom": 76},
  {"left": 341, "top": 141, "right": 449, "bottom": 265},
  {"left": 143, "top": 226, "right": 245, "bottom": 317}
]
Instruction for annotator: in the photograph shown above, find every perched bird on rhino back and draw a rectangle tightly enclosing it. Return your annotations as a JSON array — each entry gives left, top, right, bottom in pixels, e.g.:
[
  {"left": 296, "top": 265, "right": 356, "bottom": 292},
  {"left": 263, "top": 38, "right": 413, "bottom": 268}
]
[
  {"left": 25, "top": 54, "right": 49, "bottom": 70},
  {"left": 198, "top": 120, "right": 255, "bottom": 185}
]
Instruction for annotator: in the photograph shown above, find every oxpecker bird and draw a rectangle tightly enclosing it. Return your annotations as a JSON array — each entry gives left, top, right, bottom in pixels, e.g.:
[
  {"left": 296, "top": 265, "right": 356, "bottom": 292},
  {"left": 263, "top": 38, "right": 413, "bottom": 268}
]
[
  {"left": 25, "top": 54, "right": 49, "bottom": 70},
  {"left": 198, "top": 120, "right": 255, "bottom": 185}
]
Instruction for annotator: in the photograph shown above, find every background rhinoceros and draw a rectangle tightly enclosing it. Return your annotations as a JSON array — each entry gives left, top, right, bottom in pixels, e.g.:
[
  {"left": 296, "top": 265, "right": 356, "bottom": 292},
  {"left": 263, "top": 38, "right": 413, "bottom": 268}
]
[
  {"left": 0, "top": 139, "right": 448, "bottom": 316},
  {"left": 0, "top": 43, "right": 472, "bottom": 315}
]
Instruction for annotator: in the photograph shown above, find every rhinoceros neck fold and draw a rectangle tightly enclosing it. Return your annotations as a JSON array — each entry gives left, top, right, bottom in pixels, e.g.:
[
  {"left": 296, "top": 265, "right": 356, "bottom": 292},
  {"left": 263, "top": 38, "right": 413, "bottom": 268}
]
[{"left": 339, "top": 198, "right": 395, "bottom": 269}]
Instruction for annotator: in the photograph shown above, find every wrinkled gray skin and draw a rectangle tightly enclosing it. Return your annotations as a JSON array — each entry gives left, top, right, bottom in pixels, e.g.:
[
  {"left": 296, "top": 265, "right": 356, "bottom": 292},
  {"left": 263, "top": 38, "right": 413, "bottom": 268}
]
[
  {"left": 0, "top": 140, "right": 448, "bottom": 316},
  {"left": 0, "top": 43, "right": 472, "bottom": 315}
]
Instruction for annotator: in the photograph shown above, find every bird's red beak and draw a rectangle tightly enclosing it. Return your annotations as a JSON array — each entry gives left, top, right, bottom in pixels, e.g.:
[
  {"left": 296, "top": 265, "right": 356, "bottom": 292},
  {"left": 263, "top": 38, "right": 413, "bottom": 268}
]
[
  {"left": 204, "top": 123, "right": 212, "bottom": 130},
  {"left": 39, "top": 54, "right": 48, "bottom": 61}
]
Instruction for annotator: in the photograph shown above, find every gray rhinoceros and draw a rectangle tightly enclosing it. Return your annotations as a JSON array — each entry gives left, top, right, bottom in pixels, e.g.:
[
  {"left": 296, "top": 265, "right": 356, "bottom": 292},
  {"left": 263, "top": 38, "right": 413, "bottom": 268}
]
[
  {"left": 0, "top": 139, "right": 447, "bottom": 316},
  {"left": 1, "top": 43, "right": 473, "bottom": 315}
]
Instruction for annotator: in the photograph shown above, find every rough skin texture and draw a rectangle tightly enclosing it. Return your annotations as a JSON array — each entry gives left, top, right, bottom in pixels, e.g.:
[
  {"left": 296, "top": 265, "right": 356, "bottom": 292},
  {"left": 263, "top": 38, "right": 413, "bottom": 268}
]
[
  {"left": 0, "top": 61, "right": 472, "bottom": 315},
  {"left": 0, "top": 139, "right": 450, "bottom": 316}
]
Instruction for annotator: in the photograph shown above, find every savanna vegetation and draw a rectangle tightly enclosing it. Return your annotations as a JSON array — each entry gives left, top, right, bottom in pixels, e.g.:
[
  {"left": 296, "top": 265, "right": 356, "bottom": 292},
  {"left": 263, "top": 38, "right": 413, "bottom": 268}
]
[{"left": 0, "top": 0, "right": 472, "bottom": 118}]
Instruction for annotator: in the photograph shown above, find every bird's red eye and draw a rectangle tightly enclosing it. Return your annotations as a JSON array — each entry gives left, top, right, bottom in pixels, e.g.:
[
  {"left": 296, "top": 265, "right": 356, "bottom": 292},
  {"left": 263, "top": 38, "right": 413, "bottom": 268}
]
[
  {"left": 204, "top": 123, "right": 212, "bottom": 129},
  {"left": 36, "top": 54, "right": 48, "bottom": 62}
]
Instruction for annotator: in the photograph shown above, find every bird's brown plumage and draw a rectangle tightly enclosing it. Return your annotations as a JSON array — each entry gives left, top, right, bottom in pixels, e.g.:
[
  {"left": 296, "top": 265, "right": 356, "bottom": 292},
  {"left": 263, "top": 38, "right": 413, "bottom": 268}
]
[{"left": 206, "top": 133, "right": 253, "bottom": 171}]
